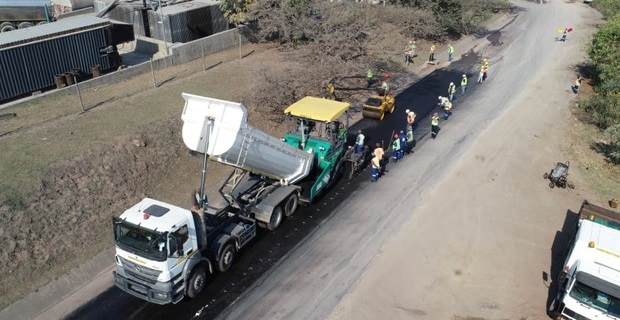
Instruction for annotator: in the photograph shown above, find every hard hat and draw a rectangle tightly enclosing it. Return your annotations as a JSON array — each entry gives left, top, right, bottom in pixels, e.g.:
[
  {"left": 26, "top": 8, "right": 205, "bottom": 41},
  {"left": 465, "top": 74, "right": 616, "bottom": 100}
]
[
  {"left": 450, "top": 82, "right": 454, "bottom": 85},
  {"left": 406, "top": 109, "right": 410, "bottom": 113},
  {"left": 438, "top": 96, "right": 442, "bottom": 99},
  {"left": 358, "top": 130, "right": 362, "bottom": 134},
  {"left": 463, "top": 74, "right": 467, "bottom": 77},
  {"left": 400, "top": 130, "right": 404, "bottom": 134},
  {"left": 433, "top": 112, "right": 438, "bottom": 116},
  {"left": 394, "top": 134, "right": 399, "bottom": 138},
  {"left": 409, "top": 40, "right": 412, "bottom": 43},
  {"left": 376, "top": 142, "right": 381, "bottom": 147}
]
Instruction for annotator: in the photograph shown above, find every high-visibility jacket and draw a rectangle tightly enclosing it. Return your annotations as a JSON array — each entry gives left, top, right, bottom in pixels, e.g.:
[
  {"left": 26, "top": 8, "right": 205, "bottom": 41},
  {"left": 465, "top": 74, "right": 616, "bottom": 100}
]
[
  {"left": 367, "top": 70, "right": 373, "bottom": 79},
  {"left": 371, "top": 156, "right": 381, "bottom": 169},
  {"left": 392, "top": 138, "right": 401, "bottom": 151},
  {"left": 444, "top": 101, "right": 452, "bottom": 111},
  {"left": 461, "top": 77, "right": 468, "bottom": 86},
  {"left": 356, "top": 133, "right": 365, "bottom": 146},
  {"left": 440, "top": 97, "right": 449, "bottom": 106},
  {"left": 406, "top": 129, "right": 414, "bottom": 142},
  {"left": 430, "top": 45, "right": 435, "bottom": 53},
  {"left": 575, "top": 78, "right": 582, "bottom": 86},
  {"left": 448, "top": 84, "right": 456, "bottom": 94},
  {"left": 431, "top": 116, "right": 439, "bottom": 126},
  {"left": 448, "top": 45, "right": 454, "bottom": 54},
  {"left": 374, "top": 147, "right": 384, "bottom": 159}
]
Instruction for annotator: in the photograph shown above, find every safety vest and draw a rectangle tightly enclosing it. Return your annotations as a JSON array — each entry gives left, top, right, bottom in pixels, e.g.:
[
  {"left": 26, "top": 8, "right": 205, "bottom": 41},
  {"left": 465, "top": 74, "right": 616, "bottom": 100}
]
[
  {"left": 448, "top": 84, "right": 456, "bottom": 94},
  {"left": 444, "top": 101, "right": 452, "bottom": 111},
  {"left": 448, "top": 46, "right": 454, "bottom": 54},
  {"left": 409, "top": 43, "right": 416, "bottom": 51},
  {"left": 406, "top": 129, "right": 414, "bottom": 142},
  {"left": 356, "top": 133, "right": 365, "bottom": 146},
  {"left": 392, "top": 139, "right": 400, "bottom": 151},
  {"left": 431, "top": 116, "right": 439, "bottom": 126},
  {"left": 430, "top": 45, "right": 435, "bottom": 53},
  {"left": 575, "top": 78, "right": 582, "bottom": 86},
  {"left": 367, "top": 70, "right": 373, "bottom": 79},
  {"left": 374, "top": 147, "right": 384, "bottom": 159},
  {"left": 371, "top": 156, "right": 381, "bottom": 169},
  {"left": 440, "top": 97, "right": 449, "bottom": 105},
  {"left": 328, "top": 84, "right": 335, "bottom": 94},
  {"left": 461, "top": 77, "right": 468, "bottom": 86}
]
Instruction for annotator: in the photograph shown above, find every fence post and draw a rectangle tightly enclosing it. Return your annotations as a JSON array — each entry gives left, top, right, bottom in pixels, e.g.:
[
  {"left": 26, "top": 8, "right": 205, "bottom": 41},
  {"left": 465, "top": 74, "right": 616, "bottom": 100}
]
[
  {"left": 239, "top": 32, "right": 242, "bottom": 59},
  {"left": 74, "top": 75, "right": 85, "bottom": 112},
  {"left": 150, "top": 58, "right": 157, "bottom": 88}
]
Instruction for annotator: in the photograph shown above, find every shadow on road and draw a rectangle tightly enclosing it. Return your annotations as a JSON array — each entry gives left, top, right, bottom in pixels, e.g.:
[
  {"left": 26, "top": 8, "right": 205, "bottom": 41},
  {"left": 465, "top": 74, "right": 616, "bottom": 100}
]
[{"left": 545, "top": 209, "right": 579, "bottom": 316}]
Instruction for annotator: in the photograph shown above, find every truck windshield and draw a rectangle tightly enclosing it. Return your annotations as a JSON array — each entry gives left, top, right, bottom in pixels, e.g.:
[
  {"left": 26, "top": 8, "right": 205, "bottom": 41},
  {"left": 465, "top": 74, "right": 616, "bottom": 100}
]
[
  {"left": 569, "top": 279, "right": 620, "bottom": 317},
  {"left": 113, "top": 218, "right": 168, "bottom": 262}
]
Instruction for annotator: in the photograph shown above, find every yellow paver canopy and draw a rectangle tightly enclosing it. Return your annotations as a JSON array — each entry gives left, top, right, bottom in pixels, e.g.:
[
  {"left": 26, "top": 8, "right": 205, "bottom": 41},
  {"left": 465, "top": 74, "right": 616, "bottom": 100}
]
[{"left": 284, "top": 97, "right": 350, "bottom": 122}]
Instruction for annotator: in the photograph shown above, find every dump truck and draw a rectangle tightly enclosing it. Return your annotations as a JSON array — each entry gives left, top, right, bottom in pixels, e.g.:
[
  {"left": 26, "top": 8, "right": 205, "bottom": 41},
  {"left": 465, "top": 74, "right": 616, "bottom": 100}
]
[
  {"left": 549, "top": 200, "right": 620, "bottom": 319},
  {"left": 362, "top": 93, "right": 395, "bottom": 120},
  {"left": 112, "top": 93, "right": 357, "bottom": 304}
]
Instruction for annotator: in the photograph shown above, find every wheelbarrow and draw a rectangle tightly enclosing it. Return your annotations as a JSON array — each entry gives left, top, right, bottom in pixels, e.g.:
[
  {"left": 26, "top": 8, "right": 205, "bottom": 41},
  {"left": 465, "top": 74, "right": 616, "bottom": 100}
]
[{"left": 543, "top": 161, "right": 569, "bottom": 188}]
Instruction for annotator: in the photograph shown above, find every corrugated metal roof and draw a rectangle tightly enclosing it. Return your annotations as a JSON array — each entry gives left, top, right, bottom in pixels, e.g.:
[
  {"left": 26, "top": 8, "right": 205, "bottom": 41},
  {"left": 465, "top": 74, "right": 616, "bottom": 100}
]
[{"left": 0, "top": 15, "right": 109, "bottom": 49}]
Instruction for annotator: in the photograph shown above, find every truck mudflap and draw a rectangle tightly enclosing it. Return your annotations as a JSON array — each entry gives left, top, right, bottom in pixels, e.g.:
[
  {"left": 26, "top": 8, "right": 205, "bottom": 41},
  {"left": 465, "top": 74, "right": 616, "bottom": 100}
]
[{"left": 113, "top": 270, "right": 184, "bottom": 305}]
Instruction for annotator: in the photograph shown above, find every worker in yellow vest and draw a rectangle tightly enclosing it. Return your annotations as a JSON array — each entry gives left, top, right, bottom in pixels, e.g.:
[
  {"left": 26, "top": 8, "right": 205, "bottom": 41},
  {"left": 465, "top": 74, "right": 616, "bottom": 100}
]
[
  {"left": 431, "top": 113, "right": 440, "bottom": 139},
  {"left": 371, "top": 154, "right": 381, "bottom": 182},
  {"left": 448, "top": 82, "right": 456, "bottom": 101},
  {"left": 460, "top": 74, "right": 468, "bottom": 94}
]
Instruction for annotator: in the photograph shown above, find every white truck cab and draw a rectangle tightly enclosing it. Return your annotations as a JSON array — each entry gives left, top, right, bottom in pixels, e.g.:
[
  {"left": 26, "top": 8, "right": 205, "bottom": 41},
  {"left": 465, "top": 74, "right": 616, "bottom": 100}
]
[
  {"left": 113, "top": 198, "right": 206, "bottom": 304},
  {"left": 551, "top": 201, "right": 620, "bottom": 319}
]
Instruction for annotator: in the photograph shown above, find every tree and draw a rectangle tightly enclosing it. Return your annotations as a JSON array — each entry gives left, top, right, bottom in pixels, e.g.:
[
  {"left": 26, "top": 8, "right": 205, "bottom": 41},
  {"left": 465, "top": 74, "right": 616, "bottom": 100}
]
[{"left": 220, "top": 0, "right": 254, "bottom": 25}]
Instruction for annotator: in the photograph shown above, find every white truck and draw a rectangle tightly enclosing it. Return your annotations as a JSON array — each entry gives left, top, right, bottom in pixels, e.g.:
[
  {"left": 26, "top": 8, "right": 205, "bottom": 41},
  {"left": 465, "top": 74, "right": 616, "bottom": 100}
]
[
  {"left": 112, "top": 93, "right": 357, "bottom": 304},
  {"left": 550, "top": 200, "right": 620, "bottom": 319}
]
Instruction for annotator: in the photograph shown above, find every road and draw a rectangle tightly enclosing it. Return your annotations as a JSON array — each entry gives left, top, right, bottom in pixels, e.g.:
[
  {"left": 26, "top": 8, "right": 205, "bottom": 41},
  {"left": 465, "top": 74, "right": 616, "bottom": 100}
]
[{"left": 217, "top": 1, "right": 602, "bottom": 320}]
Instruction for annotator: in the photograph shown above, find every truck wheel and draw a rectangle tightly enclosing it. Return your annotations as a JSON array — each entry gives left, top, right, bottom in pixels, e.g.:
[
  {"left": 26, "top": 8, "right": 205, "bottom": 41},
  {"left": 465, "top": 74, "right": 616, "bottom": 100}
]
[
  {"left": 284, "top": 193, "right": 298, "bottom": 217},
  {"left": 549, "top": 181, "right": 555, "bottom": 188},
  {"left": 268, "top": 206, "right": 283, "bottom": 231},
  {"left": 186, "top": 266, "right": 207, "bottom": 298},
  {"left": 218, "top": 243, "right": 236, "bottom": 272},
  {"left": 0, "top": 22, "right": 16, "bottom": 33},
  {"left": 543, "top": 172, "right": 548, "bottom": 179},
  {"left": 18, "top": 22, "right": 34, "bottom": 29}
]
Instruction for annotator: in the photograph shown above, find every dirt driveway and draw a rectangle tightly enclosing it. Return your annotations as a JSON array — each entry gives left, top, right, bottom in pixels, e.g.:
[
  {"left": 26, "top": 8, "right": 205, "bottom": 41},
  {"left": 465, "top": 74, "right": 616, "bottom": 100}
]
[{"left": 216, "top": 1, "right": 605, "bottom": 319}]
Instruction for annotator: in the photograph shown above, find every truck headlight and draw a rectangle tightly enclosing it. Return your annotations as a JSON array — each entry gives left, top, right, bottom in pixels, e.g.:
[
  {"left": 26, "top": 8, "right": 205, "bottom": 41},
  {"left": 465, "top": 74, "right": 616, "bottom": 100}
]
[{"left": 154, "top": 292, "right": 168, "bottom": 300}]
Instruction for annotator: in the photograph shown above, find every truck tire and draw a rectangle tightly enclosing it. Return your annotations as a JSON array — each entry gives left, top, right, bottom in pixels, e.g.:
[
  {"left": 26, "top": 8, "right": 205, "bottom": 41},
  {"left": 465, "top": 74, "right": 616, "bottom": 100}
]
[
  {"left": 284, "top": 193, "right": 298, "bottom": 217},
  {"left": 268, "top": 206, "right": 283, "bottom": 231},
  {"left": 0, "top": 22, "right": 16, "bottom": 33},
  {"left": 218, "top": 243, "right": 236, "bottom": 273},
  {"left": 186, "top": 266, "right": 207, "bottom": 298},
  {"left": 18, "top": 22, "right": 34, "bottom": 29}
]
